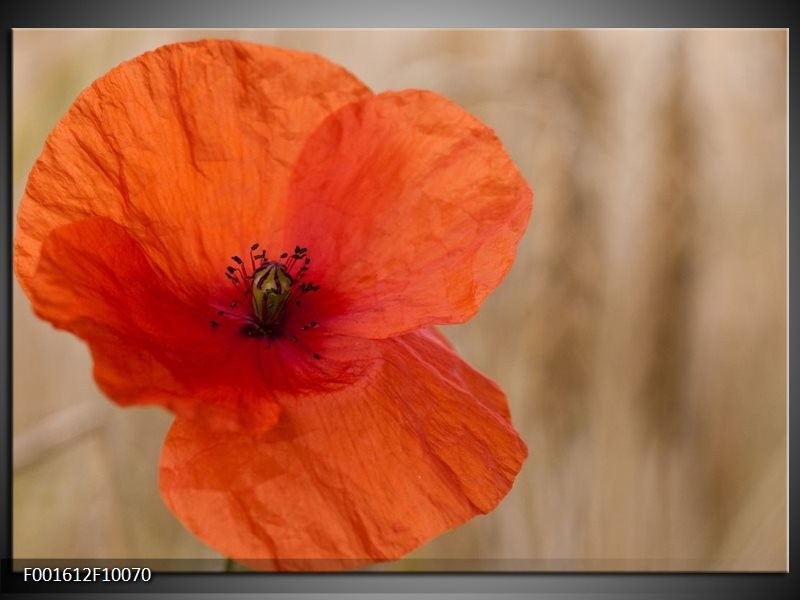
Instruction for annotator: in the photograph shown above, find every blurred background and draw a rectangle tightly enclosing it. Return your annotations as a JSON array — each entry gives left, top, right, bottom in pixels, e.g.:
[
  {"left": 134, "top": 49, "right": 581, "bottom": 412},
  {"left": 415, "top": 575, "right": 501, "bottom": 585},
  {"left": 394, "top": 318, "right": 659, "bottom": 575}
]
[{"left": 12, "top": 29, "right": 787, "bottom": 570}]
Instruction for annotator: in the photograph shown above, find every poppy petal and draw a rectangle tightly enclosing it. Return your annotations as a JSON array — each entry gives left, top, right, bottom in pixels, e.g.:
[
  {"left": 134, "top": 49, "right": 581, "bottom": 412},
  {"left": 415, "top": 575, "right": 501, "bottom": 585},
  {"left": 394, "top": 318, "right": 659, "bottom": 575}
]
[
  {"left": 15, "top": 39, "right": 372, "bottom": 299},
  {"left": 159, "top": 327, "right": 526, "bottom": 568},
  {"left": 283, "top": 90, "right": 533, "bottom": 339},
  {"left": 30, "top": 216, "right": 379, "bottom": 433}
]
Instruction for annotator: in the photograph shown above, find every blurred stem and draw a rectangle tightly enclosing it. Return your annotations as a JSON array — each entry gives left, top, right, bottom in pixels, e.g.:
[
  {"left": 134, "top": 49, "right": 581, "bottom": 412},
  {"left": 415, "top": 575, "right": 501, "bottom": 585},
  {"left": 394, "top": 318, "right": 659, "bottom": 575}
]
[{"left": 224, "top": 557, "right": 236, "bottom": 572}]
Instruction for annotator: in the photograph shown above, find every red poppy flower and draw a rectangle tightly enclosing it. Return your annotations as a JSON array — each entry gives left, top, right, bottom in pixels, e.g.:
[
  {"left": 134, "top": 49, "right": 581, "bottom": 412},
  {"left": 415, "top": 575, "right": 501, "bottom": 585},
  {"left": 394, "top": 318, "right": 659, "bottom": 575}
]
[{"left": 15, "top": 39, "right": 533, "bottom": 570}]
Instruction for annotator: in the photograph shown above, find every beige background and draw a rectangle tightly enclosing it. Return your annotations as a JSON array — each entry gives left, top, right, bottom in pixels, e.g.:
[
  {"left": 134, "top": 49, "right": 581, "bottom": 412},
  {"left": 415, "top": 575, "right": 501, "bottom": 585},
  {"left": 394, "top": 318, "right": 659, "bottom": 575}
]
[{"left": 12, "top": 29, "right": 787, "bottom": 570}]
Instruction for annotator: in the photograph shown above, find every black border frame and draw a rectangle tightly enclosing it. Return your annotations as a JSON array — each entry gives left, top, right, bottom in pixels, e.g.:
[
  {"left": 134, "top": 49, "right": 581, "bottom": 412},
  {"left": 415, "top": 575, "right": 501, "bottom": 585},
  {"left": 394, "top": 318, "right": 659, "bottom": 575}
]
[{"left": 1, "top": 1, "right": 795, "bottom": 597}]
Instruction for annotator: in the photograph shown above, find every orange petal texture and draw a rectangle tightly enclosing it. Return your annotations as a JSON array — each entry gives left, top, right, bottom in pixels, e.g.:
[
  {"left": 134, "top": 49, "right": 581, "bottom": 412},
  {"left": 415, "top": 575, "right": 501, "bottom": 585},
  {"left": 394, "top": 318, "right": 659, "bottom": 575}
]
[
  {"left": 15, "top": 40, "right": 372, "bottom": 298},
  {"left": 159, "top": 328, "right": 527, "bottom": 568},
  {"left": 15, "top": 39, "right": 533, "bottom": 568},
  {"left": 285, "top": 90, "right": 533, "bottom": 339}
]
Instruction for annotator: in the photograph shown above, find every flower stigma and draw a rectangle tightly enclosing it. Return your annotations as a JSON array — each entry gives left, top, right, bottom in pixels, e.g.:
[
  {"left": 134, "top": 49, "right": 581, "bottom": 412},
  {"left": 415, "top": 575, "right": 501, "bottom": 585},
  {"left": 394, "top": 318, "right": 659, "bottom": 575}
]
[
  {"left": 252, "top": 262, "right": 293, "bottom": 328},
  {"left": 211, "top": 243, "right": 322, "bottom": 358}
]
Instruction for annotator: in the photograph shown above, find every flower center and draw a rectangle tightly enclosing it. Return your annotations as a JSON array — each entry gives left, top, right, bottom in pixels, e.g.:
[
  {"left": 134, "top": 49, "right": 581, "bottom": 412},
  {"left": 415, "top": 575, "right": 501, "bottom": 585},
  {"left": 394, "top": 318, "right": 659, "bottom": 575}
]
[
  {"left": 251, "top": 262, "right": 293, "bottom": 328},
  {"left": 210, "top": 244, "right": 322, "bottom": 358}
]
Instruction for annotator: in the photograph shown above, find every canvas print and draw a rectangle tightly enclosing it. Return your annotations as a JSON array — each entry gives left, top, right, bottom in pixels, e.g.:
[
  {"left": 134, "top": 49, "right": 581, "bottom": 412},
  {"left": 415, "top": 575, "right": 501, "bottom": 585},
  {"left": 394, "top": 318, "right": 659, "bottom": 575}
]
[{"left": 11, "top": 29, "right": 787, "bottom": 572}]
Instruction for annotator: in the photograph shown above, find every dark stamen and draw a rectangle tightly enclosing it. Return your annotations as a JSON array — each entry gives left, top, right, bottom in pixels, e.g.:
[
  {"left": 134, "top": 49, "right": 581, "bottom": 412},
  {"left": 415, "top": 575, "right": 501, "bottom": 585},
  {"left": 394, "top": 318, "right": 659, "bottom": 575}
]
[{"left": 217, "top": 243, "right": 322, "bottom": 352}]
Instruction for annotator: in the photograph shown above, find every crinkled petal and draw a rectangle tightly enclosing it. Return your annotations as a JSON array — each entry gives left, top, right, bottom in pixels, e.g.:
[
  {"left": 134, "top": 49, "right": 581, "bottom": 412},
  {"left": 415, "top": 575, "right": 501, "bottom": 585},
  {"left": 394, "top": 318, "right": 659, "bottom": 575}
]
[
  {"left": 283, "top": 90, "right": 533, "bottom": 339},
  {"left": 30, "top": 217, "right": 378, "bottom": 432},
  {"left": 159, "top": 328, "right": 527, "bottom": 569},
  {"left": 15, "top": 39, "right": 372, "bottom": 304}
]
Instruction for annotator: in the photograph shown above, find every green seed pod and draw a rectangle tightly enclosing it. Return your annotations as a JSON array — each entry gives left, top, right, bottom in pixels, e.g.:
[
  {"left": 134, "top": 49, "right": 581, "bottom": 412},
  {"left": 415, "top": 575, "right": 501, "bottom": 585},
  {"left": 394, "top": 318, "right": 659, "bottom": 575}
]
[{"left": 251, "top": 262, "right": 293, "bottom": 326}]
